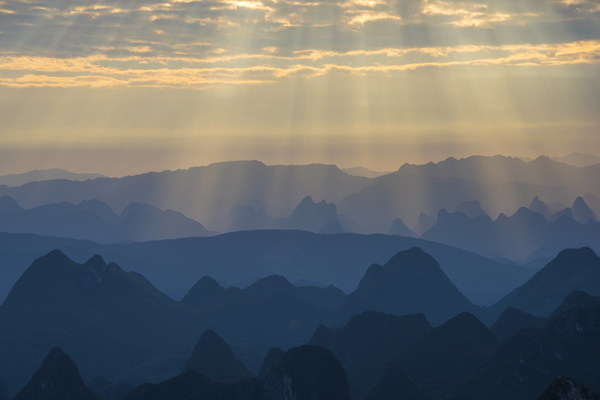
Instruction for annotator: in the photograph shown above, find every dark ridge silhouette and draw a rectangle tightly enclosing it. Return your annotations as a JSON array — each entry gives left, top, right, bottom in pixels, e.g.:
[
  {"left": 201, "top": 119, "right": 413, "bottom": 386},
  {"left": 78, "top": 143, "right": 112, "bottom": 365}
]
[
  {"left": 454, "top": 200, "right": 488, "bottom": 219},
  {"left": 318, "top": 220, "right": 346, "bottom": 234},
  {"left": 547, "top": 290, "right": 600, "bottom": 322},
  {"left": 387, "top": 217, "right": 417, "bottom": 237},
  {"left": 0, "top": 229, "right": 535, "bottom": 307},
  {"left": 257, "top": 348, "right": 285, "bottom": 379},
  {"left": 484, "top": 302, "right": 600, "bottom": 400},
  {"left": 88, "top": 376, "right": 133, "bottom": 400},
  {"left": 126, "top": 345, "right": 350, "bottom": 400},
  {"left": 274, "top": 196, "right": 345, "bottom": 232},
  {"left": 363, "top": 363, "right": 434, "bottom": 400},
  {"left": 343, "top": 247, "right": 479, "bottom": 326},
  {"left": 182, "top": 330, "right": 254, "bottom": 383},
  {"left": 0, "top": 250, "right": 205, "bottom": 394},
  {"left": 538, "top": 377, "right": 600, "bottom": 400},
  {"left": 490, "top": 308, "right": 545, "bottom": 340},
  {"left": 397, "top": 312, "right": 500, "bottom": 397},
  {"left": 12, "top": 347, "right": 96, "bottom": 400},
  {"left": 123, "top": 370, "right": 240, "bottom": 400},
  {"left": 262, "top": 345, "right": 351, "bottom": 400},
  {"left": 180, "top": 276, "right": 225, "bottom": 307},
  {"left": 308, "top": 311, "right": 432, "bottom": 398},
  {"left": 491, "top": 247, "right": 600, "bottom": 317},
  {"left": 454, "top": 327, "right": 544, "bottom": 399},
  {"left": 0, "top": 378, "right": 9, "bottom": 400}
]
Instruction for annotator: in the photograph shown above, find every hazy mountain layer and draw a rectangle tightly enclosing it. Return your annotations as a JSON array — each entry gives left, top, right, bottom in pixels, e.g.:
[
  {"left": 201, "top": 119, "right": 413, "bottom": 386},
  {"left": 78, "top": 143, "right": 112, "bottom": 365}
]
[
  {"left": 0, "top": 169, "right": 106, "bottom": 187},
  {"left": 0, "top": 230, "right": 535, "bottom": 306}
]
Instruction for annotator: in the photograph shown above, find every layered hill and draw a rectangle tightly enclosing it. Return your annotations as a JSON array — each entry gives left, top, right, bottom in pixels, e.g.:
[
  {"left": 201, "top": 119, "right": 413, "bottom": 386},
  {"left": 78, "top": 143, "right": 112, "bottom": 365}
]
[
  {"left": 0, "top": 196, "right": 213, "bottom": 243},
  {"left": 0, "top": 169, "right": 105, "bottom": 187},
  {"left": 0, "top": 230, "right": 534, "bottom": 306},
  {"left": 12, "top": 347, "right": 96, "bottom": 400},
  {"left": 340, "top": 247, "right": 480, "bottom": 326},
  {"left": 492, "top": 247, "right": 600, "bottom": 317},
  {"left": 421, "top": 200, "right": 600, "bottom": 260},
  {"left": 0, "top": 161, "right": 371, "bottom": 232},
  {"left": 0, "top": 251, "right": 205, "bottom": 394},
  {"left": 125, "top": 345, "right": 351, "bottom": 400}
]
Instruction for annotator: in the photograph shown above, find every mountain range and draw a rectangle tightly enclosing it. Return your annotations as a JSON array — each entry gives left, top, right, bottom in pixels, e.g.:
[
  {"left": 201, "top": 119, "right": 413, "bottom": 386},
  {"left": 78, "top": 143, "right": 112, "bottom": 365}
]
[
  {"left": 0, "top": 196, "right": 214, "bottom": 243},
  {"left": 0, "top": 169, "right": 106, "bottom": 187},
  {"left": 0, "top": 229, "right": 536, "bottom": 306},
  {"left": 2, "top": 156, "right": 600, "bottom": 235}
]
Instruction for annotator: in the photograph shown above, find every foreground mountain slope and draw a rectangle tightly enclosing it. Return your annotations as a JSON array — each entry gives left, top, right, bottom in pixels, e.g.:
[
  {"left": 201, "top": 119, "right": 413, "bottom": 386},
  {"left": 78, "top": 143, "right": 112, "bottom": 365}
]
[
  {"left": 341, "top": 247, "right": 480, "bottom": 326},
  {"left": 182, "top": 330, "right": 254, "bottom": 383},
  {"left": 492, "top": 247, "right": 600, "bottom": 317},
  {"left": 397, "top": 312, "right": 500, "bottom": 397},
  {"left": 0, "top": 250, "right": 205, "bottom": 394},
  {"left": 125, "top": 345, "right": 351, "bottom": 400},
  {"left": 12, "top": 347, "right": 96, "bottom": 400},
  {"left": 363, "top": 363, "right": 435, "bottom": 400},
  {"left": 308, "top": 311, "right": 432, "bottom": 398},
  {"left": 538, "top": 377, "right": 600, "bottom": 400}
]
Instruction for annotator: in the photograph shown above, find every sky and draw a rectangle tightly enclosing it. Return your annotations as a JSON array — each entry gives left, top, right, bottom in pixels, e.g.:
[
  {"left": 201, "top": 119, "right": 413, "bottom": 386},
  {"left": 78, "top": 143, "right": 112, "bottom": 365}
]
[{"left": 0, "top": 0, "right": 599, "bottom": 176}]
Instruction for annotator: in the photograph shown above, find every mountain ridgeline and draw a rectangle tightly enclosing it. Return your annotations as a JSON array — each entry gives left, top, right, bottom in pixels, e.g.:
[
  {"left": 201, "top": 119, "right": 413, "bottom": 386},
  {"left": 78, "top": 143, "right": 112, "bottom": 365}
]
[{"left": 3, "top": 246, "right": 600, "bottom": 399}]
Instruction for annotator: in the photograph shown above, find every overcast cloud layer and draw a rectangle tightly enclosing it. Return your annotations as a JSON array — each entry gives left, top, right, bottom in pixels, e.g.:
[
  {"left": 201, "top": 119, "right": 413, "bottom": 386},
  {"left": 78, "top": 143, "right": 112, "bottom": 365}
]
[{"left": 0, "top": 0, "right": 599, "bottom": 88}]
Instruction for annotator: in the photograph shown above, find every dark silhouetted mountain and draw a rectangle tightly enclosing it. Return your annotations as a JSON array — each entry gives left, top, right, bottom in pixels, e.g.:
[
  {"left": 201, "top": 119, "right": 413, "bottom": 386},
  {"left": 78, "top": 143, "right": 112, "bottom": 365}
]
[
  {"left": 180, "top": 275, "right": 345, "bottom": 360},
  {"left": 125, "top": 345, "right": 349, "bottom": 400},
  {"left": 308, "top": 311, "right": 432, "bottom": 398},
  {"left": 363, "top": 363, "right": 435, "bottom": 400},
  {"left": 182, "top": 330, "right": 254, "bottom": 383},
  {"left": 12, "top": 347, "right": 96, "bottom": 400},
  {"left": 397, "top": 312, "right": 500, "bottom": 397},
  {"left": 552, "top": 153, "right": 600, "bottom": 168},
  {"left": 572, "top": 197, "right": 599, "bottom": 224},
  {"left": 318, "top": 220, "right": 346, "bottom": 234},
  {"left": 387, "top": 218, "right": 417, "bottom": 237},
  {"left": 257, "top": 348, "right": 285, "bottom": 379},
  {"left": 0, "top": 161, "right": 371, "bottom": 232},
  {"left": 454, "top": 327, "right": 544, "bottom": 400},
  {"left": 262, "top": 345, "right": 351, "bottom": 400},
  {"left": 0, "top": 169, "right": 105, "bottom": 187},
  {"left": 0, "top": 196, "right": 214, "bottom": 243},
  {"left": 0, "top": 230, "right": 534, "bottom": 308},
  {"left": 342, "top": 248, "right": 479, "bottom": 326},
  {"left": 454, "top": 200, "right": 488, "bottom": 219},
  {"left": 88, "top": 376, "right": 133, "bottom": 400},
  {"left": 529, "top": 196, "right": 554, "bottom": 220},
  {"left": 180, "top": 276, "right": 225, "bottom": 307},
  {"left": 414, "top": 212, "right": 436, "bottom": 236},
  {"left": 490, "top": 308, "right": 544, "bottom": 340},
  {"left": 123, "top": 370, "right": 241, "bottom": 400},
  {"left": 538, "top": 377, "right": 600, "bottom": 400},
  {"left": 342, "top": 166, "right": 392, "bottom": 178},
  {"left": 0, "top": 250, "right": 205, "bottom": 394},
  {"left": 0, "top": 378, "right": 9, "bottom": 400},
  {"left": 547, "top": 290, "right": 600, "bottom": 322},
  {"left": 485, "top": 302, "right": 600, "bottom": 400},
  {"left": 227, "top": 204, "right": 274, "bottom": 232},
  {"left": 492, "top": 247, "right": 600, "bottom": 317}
]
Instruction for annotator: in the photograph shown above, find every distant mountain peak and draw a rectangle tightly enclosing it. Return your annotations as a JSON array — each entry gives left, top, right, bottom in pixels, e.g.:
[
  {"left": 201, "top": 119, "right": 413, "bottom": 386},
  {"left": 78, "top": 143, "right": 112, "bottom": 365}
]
[
  {"left": 182, "top": 329, "right": 254, "bottom": 383},
  {"left": 539, "top": 377, "right": 600, "bottom": 400},
  {"left": 12, "top": 346, "right": 96, "bottom": 400}
]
